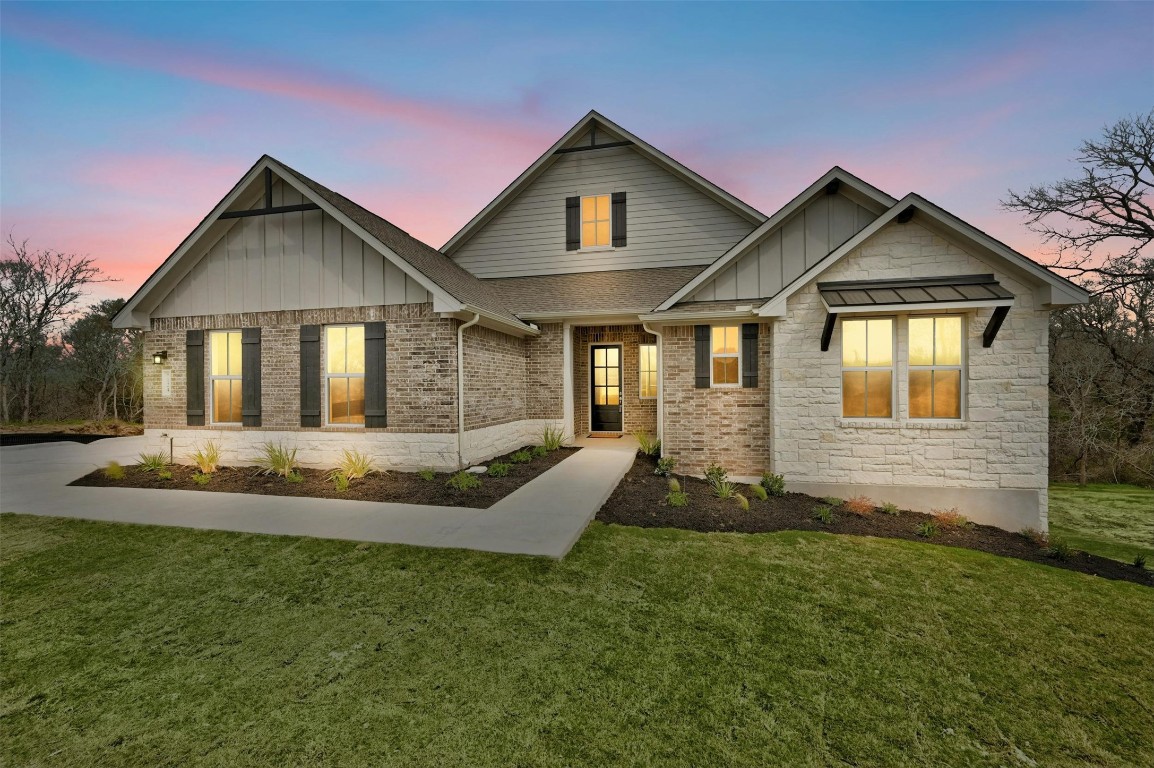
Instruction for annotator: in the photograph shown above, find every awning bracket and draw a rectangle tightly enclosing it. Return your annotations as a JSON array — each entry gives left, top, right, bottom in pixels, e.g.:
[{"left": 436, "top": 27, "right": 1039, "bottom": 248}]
[
  {"left": 983, "top": 305, "right": 1010, "bottom": 348},
  {"left": 821, "top": 313, "right": 837, "bottom": 351}
]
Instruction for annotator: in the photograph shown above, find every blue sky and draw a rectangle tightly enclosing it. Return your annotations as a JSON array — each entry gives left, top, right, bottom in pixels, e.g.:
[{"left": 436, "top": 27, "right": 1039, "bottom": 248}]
[{"left": 1, "top": 1, "right": 1150, "bottom": 294}]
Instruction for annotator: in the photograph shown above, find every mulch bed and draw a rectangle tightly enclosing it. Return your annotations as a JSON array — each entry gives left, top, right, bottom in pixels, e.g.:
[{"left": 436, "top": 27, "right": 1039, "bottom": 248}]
[
  {"left": 597, "top": 454, "right": 1152, "bottom": 587},
  {"left": 71, "top": 446, "right": 578, "bottom": 509}
]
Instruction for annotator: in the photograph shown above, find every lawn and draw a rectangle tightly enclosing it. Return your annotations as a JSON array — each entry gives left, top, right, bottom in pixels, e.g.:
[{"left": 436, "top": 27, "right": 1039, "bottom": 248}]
[
  {"left": 1050, "top": 483, "right": 1154, "bottom": 564},
  {"left": 2, "top": 515, "right": 1151, "bottom": 768}
]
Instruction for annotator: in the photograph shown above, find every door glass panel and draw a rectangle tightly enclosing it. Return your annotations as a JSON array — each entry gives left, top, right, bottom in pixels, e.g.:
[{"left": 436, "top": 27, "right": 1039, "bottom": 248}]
[
  {"left": 606, "top": 389, "right": 619, "bottom": 406},
  {"left": 865, "top": 371, "right": 892, "bottom": 418},
  {"left": 909, "top": 370, "right": 933, "bottom": 418},
  {"left": 594, "top": 368, "right": 606, "bottom": 386},
  {"left": 933, "top": 370, "right": 961, "bottom": 418},
  {"left": 935, "top": 316, "right": 962, "bottom": 365},
  {"left": 594, "top": 348, "right": 606, "bottom": 367},
  {"left": 607, "top": 347, "right": 619, "bottom": 365},
  {"left": 607, "top": 367, "right": 619, "bottom": 386}
]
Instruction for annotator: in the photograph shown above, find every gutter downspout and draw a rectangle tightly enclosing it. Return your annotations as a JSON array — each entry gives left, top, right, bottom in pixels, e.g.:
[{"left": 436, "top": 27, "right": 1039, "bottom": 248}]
[
  {"left": 642, "top": 322, "right": 663, "bottom": 446},
  {"left": 456, "top": 313, "right": 481, "bottom": 470}
]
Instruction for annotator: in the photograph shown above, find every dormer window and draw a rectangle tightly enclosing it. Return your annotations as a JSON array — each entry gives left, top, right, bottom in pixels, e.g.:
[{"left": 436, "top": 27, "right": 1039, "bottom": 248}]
[{"left": 581, "top": 195, "right": 611, "bottom": 248}]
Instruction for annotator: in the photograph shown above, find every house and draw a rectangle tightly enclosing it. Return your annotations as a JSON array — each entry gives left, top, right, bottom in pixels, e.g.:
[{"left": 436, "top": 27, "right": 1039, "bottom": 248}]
[{"left": 114, "top": 110, "right": 1088, "bottom": 531}]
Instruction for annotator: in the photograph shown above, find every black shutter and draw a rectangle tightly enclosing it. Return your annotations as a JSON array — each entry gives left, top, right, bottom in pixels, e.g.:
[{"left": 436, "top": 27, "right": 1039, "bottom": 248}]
[
  {"left": 565, "top": 196, "right": 580, "bottom": 251},
  {"left": 741, "top": 323, "right": 759, "bottom": 388},
  {"left": 300, "top": 325, "right": 321, "bottom": 427},
  {"left": 364, "top": 321, "right": 387, "bottom": 428},
  {"left": 185, "top": 329, "right": 205, "bottom": 426},
  {"left": 611, "top": 191, "right": 627, "bottom": 247},
  {"left": 241, "top": 327, "right": 261, "bottom": 426},
  {"left": 694, "top": 325, "right": 710, "bottom": 389}
]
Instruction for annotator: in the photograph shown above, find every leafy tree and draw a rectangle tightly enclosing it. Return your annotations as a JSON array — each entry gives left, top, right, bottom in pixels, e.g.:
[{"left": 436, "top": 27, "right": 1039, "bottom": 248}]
[{"left": 63, "top": 299, "right": 143, "bottom": 422}]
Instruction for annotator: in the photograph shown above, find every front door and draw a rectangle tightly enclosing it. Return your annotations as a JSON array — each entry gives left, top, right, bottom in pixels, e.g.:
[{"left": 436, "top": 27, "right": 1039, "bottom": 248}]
[{"left": 590, "top": 345, "right": 622, "bottom": 432}]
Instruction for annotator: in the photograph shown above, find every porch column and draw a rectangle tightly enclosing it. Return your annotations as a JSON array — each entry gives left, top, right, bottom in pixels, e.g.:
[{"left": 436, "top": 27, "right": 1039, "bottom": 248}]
[{"left": 562, "top": 321, "right": 574, "bottom": 442}]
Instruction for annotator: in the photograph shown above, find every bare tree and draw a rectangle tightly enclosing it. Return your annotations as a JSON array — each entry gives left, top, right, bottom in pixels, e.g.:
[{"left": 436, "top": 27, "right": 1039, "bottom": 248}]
[{"left": 63, "top": 299, "right": 143, "bottom": 422}]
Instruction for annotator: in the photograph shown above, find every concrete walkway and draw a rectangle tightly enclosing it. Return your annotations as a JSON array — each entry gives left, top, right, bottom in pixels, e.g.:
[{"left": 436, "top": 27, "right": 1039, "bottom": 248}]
[{"left": 0, "top": 435, "right": 637, "bottom": 558}]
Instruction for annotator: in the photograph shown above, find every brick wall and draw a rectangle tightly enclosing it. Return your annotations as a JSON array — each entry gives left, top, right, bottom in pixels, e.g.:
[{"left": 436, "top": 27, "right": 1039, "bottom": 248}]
[
  {"left": 145, "top": 303, "right": 457, "bottom": 433},
  {"left": 525, "top": 323, "right": 565, "bottom": 420},
  {"left": 661, "top": 323, "right": 772, "bottom": 477},
  {"left": 572, "top": 325, "right": 658, "bottom": 437},
  {"left": 463, "top": 324, "right": 526, "bottom": 430}
]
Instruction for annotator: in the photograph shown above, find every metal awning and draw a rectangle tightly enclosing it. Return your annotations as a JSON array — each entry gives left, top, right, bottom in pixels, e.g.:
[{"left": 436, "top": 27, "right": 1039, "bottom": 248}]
[{"left": 818, "top": 274, "right": 1014, "bottom": 313}]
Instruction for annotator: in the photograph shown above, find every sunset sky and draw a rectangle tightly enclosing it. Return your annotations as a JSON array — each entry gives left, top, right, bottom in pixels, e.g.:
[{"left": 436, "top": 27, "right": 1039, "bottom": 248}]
[{"left": 2, "top": 1, "right": 1151, "bottom": 302}]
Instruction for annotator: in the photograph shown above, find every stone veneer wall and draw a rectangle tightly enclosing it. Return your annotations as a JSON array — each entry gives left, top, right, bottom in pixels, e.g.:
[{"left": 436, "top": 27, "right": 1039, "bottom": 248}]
[
  {"left": 572, "top": 325, "right": 658, "bottom": 437},
  {"left": 772, "top": 221, "right": 1050, "bottom": 528},
  {"left": 661, "top": 322, "right": 772, "bottom": 477},
  {"left": 463, "top": 324, "right": 526, "bottom": 431}
]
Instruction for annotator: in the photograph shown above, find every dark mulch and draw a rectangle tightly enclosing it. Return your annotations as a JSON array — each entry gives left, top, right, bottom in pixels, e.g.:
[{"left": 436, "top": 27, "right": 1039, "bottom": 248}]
[
  {"left": 71, "top": 446, "right": 579, "bottom": 509},
  {"left": 597, "top": 454, "right": 1153, "bottom": 587}
]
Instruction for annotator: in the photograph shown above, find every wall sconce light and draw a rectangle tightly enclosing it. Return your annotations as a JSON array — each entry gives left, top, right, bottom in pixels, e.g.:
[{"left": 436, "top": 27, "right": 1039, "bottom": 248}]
[{"left": 152, "top": 351, "right": 168, "bottom": 365}]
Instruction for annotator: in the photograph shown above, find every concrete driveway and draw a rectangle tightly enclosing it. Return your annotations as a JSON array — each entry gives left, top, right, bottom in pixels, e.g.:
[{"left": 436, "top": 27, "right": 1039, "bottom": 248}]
[{"left": 0, "top": 436, "right": 636, "bottom": 558}]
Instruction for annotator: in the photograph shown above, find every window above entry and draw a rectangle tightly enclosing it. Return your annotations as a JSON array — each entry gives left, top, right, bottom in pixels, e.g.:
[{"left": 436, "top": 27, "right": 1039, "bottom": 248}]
[
  {"left": 566, "top": 192, "right": 627, "bottom": 251},
  {"left": 581, "top": 195, "right": 611, "bottom": 248}
]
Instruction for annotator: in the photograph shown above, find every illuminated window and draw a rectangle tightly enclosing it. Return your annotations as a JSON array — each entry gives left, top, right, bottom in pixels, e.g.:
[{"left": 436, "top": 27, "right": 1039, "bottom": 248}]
[
  {"left": 581, "top": 194, "right": 611, "bottom": 248},
  {"left": 841, "top": 318, "right": 893, "bottom": 418},
  {"left": 639, "top": 344, "right": 657, "bottom": 399},
  {"left": 711, "top": 326, "right": 740, "bottom": 386},
  {"left": 908, "top": 316, "right": 963, "bottom": 419},
  {"left": 209, "top": 330, "right": 242, "bottom": 424},
  {"left": 326, "top": 325, "right": 365, "bottom": 425}
]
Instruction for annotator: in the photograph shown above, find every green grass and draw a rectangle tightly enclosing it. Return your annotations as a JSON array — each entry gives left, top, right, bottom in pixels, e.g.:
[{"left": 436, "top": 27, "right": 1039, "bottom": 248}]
[
  {"left": 2, "top": 515, "right": 1151, "bottom": 768},
  {"left": 1050, "top": 483, "right": 1154, "bottom": 563}
]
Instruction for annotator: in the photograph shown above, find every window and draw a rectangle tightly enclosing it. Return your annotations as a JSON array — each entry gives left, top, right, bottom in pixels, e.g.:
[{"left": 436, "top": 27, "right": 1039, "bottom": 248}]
[
  {"left": 908, "top": 316, "right": 963, "bottom": 419},
  {"left": 581, "top": 194, "right": 611, "bottom": 248},
  {"left": 209, "top": 330, "right": 242, "bottom": 424},
  {"left": 711, "top": 326, "right": 740, "bottom": 386},
  {"left": 841, "top": 318, "right": 893, "bottom": 418},
  {"left": 639, "top": 344, "right": 657, "bottom": 399},
  {"left": 326, "top": 325, "right": 365, "bottom": 425}
]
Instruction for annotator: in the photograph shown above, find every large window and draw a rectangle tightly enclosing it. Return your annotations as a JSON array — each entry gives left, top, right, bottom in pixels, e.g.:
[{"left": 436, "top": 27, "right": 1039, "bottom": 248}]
[
  {"left": 842, "top": 318, "right": 893, "bottom": 418},
  {"left": 326, "top": 325, "right": 365, "bottom": 425},
  {"left": 908, "top": 316, "right": 963, "bottom": 419},
  {"left": 639, "top": 344, "right": 657, "bottom": 399},
  {"left": 711, "top": 326, "right": 740, "bottom": 386},
  {"left": 581, "top": 194, "right": 611, "bottom": 248},
  {"left": 209, "top": 330, "right": 242, "bottom": 424}
]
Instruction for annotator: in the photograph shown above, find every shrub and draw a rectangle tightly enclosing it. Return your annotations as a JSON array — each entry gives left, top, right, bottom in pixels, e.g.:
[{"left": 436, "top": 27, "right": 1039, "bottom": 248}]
[
  {"left": 667, "top": 477, "right": 681, "bottom": 493},
  {"left": 735, "top": 493, "right": 750, "bottom": 512},
  {"left": 332, "top": 471, "right": 350, "bottom": 492},
  {"left": 713, "top": 480, "right": 736, "bottom": 500},
  {"left": 1019, "top": 527, "right": 1050, "bottom": 548},
  {"left": 704, "top": 462, "right": 728, "bottom": 488},
  {"left": 541, "top": 426, "right": 567, "bottom": 451},
  {"left": 666, "top": 490, "right": 689, "bottom": 508},
  {"left": 286, "top": 471, "right": 304, "bottom": 484},
  {"left": 634, "top": 431, "right": 661, "bottom": 457},
  {"left": 509, "top": 449, "right": 532, "bottom": 464},
  {"left": 748, "top": 483, "right": 768, "bottom": 501},
  {"left": 532, "top": 444, "right": 548, "bottom": 459},
  {"left": 654, "top": 456, "right": 677, "bottom": 476},
  {"left": 1042, "top": 538, "right": 1076, "bottom": 561},
  {"left": 844, "top": 495, "right": 874, "bottom": 517},
  {"left": 812, "top": 505, "right": 834, "bottom": 524},
  {"left": 1134, "top": 554, "right": 1147, "bottom": 570},
  {"left": 760, "top": 472, "right": 786, "bottom": 497},
  {"left": 932, "top": 507, "right": 970, "bottom": 530},
  {"left": 446, "top": 471, "right": 482, "bottom": 491},
  {"left": 190, "top": 441, "right": 221, "bottom": 474},
  {"left": 915, "top": 520, "right": 938, "bottom": 538},
  {"left": 822, "top": 496, "right": 844, "bottom": 507},
  {"left": 157, "top": 469, "right": 173, "bottom": 481},
  {"left": 103, "top": 461, "right": 125, "bottom": 480},
  {"left": 418, "top": 469, "right": 435, "bottom": 481},
  {"left": 193, "top": 472, "right": 211, "bottom": 486},
  {"left": 336, "top": 449, "right": 375, "bottom": 480},
  {"left": 254, "top": 442, "right": 300, "bottom": 479},
  {"left": 880, "top": 502, "right": 900, "bottom": 516},
  {"left": 487, "top": 462, "right": 511, "bottom": 478},
  {"left": 136, "top": 451, "right": 167, "bottom": 473}
]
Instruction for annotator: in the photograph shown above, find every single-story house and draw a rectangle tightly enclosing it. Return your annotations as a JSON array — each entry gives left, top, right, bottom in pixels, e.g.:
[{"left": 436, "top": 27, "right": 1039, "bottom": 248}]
[{"left": 114, "top": 110, "right": 1088, "bottom": 531}]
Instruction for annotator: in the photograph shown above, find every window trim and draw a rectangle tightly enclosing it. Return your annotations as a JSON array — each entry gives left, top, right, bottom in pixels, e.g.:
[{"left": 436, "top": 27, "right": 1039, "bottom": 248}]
[
  {"left": 907, "top": 314, "right": 966, "bottom": 421},
  {"left": 639, "top": 343, "right": 658, "bottom": 400},
  {"left": 579, "top": 193, "right": 613, "bottom": 250},
  {"left": 324, "top": 323, "right": 366, "bottom": 428},
  {"left": 709, "top": 324, "right": 742, "bottom": 388},
  {"left": 840, "top": 316, "right": 896, "bottom": 420},
  {"left": 208, "top": 329, "right": 243, "bottom": 425}
]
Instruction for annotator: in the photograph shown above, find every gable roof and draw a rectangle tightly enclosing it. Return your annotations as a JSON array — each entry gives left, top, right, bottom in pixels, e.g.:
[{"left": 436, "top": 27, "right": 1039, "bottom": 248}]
[
  {"left": 440, "top": 110, "right": 768, "bottom": 256},
  {"left": 114, "top": 156, "right": 532, "bottom": 334},
  {"left": 486, "top": 265, "right": 706, "bottom": 318},
  {"left": 655, "top": 166, "right": 897, "bottom": 310}
]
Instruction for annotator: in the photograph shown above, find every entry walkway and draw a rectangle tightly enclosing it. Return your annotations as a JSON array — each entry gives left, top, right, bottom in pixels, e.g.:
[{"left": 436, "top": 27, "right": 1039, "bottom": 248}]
[{"left": 0, "top": 435, "right": 637, "bottom": 558}]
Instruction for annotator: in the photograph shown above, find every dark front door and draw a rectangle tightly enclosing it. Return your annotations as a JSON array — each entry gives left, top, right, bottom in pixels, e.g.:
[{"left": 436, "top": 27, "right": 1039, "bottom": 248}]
[{"left": 590, "top": 345, "right": 622, "bottom": 432}]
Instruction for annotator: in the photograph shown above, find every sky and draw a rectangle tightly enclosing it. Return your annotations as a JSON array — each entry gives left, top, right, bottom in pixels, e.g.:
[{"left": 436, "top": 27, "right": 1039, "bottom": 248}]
[{"left": 1, "top": 1, "right": 1151, "bottom": 303}]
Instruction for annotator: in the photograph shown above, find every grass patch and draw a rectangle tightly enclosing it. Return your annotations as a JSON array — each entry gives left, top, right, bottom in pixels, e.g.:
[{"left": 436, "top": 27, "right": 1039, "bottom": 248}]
[
  {"left": 1, "top": 515, "right": 1151, "bottom": 767},
  {"left": 1049, "top": 483, "right": 1154, "bottom": 564}
]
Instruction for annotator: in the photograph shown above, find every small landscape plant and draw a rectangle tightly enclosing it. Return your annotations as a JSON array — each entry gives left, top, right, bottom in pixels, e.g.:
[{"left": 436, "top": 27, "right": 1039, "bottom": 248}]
[
  {"left": 1134, "top": 554, "right": 1147, "bottom": 570},
  {"left": 915, "top": 520, "right": 938, "bottom": 538},
  {"left": 446, "top": 470, "right": 482, "bottom": 491},
  {"left": 666, "top": 478, "right": 688, "bottom": 508},
  {"left": 336, "top": 448, "right": 375, "bottom": 480},
  {"left": 286, "top": 471, "right": 304, "bottom": 484},
  {"left": 532, "top": 444, "right": 548, "bottom": 459},
  {"left": 654, "top": 456, "right": 676, "bottom": 476},
  {"left": 704, "top": 462, "right": 728, "bottom": 488},
  {"left": 667, "top": 477, "right": 682, "bottom": 493},
  {"left": 1041, "top": 537, "right": 1076, "bottom": 561},
  {"left": 254, "top": 442, "right": 300, "bottom": 479},
  {"left": 634, "top": 431, "right": 661, "bottom": 457},
  {"left": 812, "top": 505, "right": 834, "bottom": 524},
  {"left": 1019, "top": 527, "right": 1049, "bottom": 547},
  {"left": 509, "top": 449, "right": 533, "bottom": 464},
  {"left": 748, "top": 483, "right": 768, "bottom": 502},
  {"left": 880, "top": 502, "right": 900, "bottom": 516},
  {"left": 418, "top": 469, "right": 435, "bottom": 481},
  {"left": 193, "top": 472, "right": 211, "bottom": 486},
  {"left": 541, "top": 425, "right": 567, "bottom": 451},
  {"left": 822, "top": 496, "right": 844, "bottom": 507},
  {"left": 734, "top": 493, "right": 750, "bottom": 512},
  {"left": 713, "top": 480, "right": 736, "bottom": 500},
  {"left": 932, "top": 507, "right": 971, "bottom": 530},
  {"left": 190, "top": 441, "right": 221, "bottom": 474},
  {"left": 760, "top": 472, "right": 786, "bottom": 497},
  {"left": 487, "top": 461, "right": 511, "bottom": 478},
  {"left": 331, "top": 471, "right": 350, "bottom": 492},
  {"left": 157, "top": 469, "right": 173, "bottom": 481},
  {"left": 136, "top": 451, "right": 167, "bottom": 473},
  {"left": 844, "top": 495, "right": 874, "bottom": 517},
  {"left": 103, "top": 461, "right": 125, "bottom": 480}
]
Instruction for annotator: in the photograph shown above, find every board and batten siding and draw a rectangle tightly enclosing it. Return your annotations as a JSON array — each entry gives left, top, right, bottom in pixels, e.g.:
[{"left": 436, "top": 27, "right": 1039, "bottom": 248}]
[
  {"left": 691, "top": 192, "right": 878, "bottom": 302},
  {"left": 152, "top": 181, "right": 429, "bottom": 318},
  {"left": 450, "top": 146, "right": 757, "bottom": 278}
]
